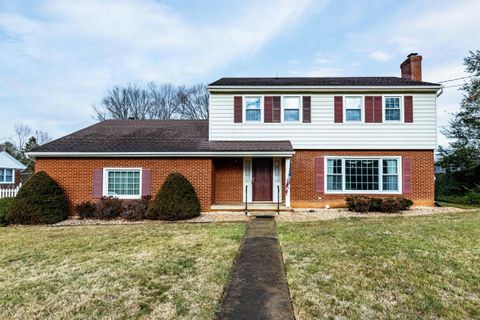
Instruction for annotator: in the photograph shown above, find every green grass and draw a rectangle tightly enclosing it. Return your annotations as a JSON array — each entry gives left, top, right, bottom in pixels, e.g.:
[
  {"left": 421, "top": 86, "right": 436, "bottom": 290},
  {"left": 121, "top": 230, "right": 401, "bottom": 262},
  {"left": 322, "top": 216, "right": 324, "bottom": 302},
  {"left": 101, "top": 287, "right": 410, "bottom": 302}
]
[
  {"left": 278, "top": 211, "right": 480, "bottom": 319},
  {"left": 0, "top": 223, "right": 244, "bottom": 320}
]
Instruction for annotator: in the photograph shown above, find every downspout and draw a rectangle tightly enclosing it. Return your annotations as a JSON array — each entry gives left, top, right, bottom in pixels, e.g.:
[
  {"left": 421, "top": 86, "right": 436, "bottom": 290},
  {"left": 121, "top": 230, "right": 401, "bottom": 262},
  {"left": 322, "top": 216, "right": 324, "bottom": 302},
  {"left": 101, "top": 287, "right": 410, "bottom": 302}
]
[{"left": 436, "top": 86, "right": 444, "bottom": 97}]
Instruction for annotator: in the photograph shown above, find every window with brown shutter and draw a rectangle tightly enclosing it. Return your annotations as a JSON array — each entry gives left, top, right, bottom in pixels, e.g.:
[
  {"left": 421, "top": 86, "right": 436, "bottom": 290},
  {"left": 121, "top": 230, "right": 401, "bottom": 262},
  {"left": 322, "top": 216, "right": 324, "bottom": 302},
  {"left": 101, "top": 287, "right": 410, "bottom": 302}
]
[
  {"left": 234, "top": 96, "right": 242, "bottom": 123},
  {"left": 302, "top": 96, "right": 311, "bottom": 123},
  {"left": 404, "top": 96, "right": 413, "bottom": 123},
  {"left": 334, "top": 96, "right": 343, "bottom": 123},
  {"left": 273, "top": 96, "right": 281, "bottom": 123},
  {"left": 264, "top": 96, "right": 273, "bottom": 123}
]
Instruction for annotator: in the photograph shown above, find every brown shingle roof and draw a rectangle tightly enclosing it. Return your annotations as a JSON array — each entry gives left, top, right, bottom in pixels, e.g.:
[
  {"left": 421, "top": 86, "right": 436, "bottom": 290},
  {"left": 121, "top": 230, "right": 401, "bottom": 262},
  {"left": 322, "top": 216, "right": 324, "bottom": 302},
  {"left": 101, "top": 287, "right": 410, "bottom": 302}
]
[{"left": 32, "top": 120, "right": 293, "bottom": 153}]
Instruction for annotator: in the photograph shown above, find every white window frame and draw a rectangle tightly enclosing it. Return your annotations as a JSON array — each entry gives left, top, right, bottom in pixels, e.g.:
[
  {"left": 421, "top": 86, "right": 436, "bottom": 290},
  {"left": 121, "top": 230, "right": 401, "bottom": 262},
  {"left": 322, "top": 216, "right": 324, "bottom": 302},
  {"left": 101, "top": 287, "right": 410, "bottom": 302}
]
[
  {"left": 281, "top": 95, "right": 302, "bottom": 123},
  {"left": 0, "top": 168, "right": 14, "bottom": 184},
  {"left": 384, "top": 96, "right": 403, "bottom": 122},
  {"left": 243, "top": 96, "right": 263, "bottom": 123},
  {"left": 343, "top": 95, "right": 364, "bottom": 123},
  {"left": 103, "top": 167, "right": 142, "bottom": 199},
  {"left": 324, "top": 156, "right": 402, "bottom": 194}
]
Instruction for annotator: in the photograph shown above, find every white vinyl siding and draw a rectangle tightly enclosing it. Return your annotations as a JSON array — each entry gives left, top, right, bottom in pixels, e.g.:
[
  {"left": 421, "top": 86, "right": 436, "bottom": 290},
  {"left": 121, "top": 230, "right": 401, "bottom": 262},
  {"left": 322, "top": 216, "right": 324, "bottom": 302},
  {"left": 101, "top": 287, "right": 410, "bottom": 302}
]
[{"left": 209, "top": 93, "right": 437, "bottom": 149}]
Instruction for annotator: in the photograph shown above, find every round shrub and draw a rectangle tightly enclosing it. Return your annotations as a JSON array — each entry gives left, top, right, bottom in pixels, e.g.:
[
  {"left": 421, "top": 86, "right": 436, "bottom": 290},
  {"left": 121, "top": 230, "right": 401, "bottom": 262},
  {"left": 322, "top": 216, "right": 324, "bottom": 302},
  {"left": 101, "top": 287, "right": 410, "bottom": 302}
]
[
  {"left": 94, "top": 197, "right": 123, "bottom": 219},
  {"left": 6, "top": 172, "right": 68, "bottom": 224},
  {"left": 146, "top": 173, "right": 200, "bottom": 220},
  {"left": 74, "top": 201, "right": 97, "bottom": 219},
  {"left": 369, "top": 197, "right": 383, "bottom": 212},
  {"left": 120, "top": 196, "right": 151, "bottom": 221},
  {"left": 345, "top": 196, "right": 370, "bottom": 213},
  {"left": 380, "top": 197, "right": 403, "bottom": 213},
  {"left": 398, "top": 197, "right": 414, "bottom": 210},
  {"left": 0, "top": 197, "right": 14, "bottom": 226}
]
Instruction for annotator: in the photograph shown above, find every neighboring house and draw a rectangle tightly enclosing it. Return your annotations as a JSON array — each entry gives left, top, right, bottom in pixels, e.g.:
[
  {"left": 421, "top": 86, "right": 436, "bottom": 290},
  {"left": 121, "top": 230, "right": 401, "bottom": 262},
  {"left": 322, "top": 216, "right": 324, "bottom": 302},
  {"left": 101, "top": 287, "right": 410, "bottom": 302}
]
[
  {"left": 0, "top": 147, "right": 26, "bottom": 189},
  {"left": 27, "top": 53, "right": 441, "bottom": 213}
]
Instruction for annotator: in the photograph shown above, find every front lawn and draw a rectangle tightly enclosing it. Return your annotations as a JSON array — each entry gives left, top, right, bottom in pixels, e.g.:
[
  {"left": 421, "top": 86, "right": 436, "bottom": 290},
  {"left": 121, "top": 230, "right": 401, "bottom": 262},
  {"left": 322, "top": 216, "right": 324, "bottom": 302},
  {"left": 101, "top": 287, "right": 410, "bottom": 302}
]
[
  {"left": 278, "top": 211, "right": 480, "bottom": 319},
  {"left": 0, "top": 223, "right": 244, "bottom": 319}
]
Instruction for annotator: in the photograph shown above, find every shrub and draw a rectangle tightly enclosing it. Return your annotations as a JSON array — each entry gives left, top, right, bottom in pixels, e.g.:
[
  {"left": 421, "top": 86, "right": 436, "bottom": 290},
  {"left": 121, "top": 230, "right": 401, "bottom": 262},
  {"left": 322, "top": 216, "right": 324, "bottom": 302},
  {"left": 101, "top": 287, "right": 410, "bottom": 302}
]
[
  {"left": 146, "top": 173, "right": 200, "bottom": 220},
  {"left": 6, "top": 172, "right": 68, "bottom": 225},
  {"left": 120, "top": 196, "right": 152, "bottom": 221},
  {"left": 463, "top": 191, "right": 480, "bottom": 205},
  {"left": 0, "top": 197, "right": 14, "bottom": 226},
  {"left": 369, "top": 197, "right": 383, "bottom": 212},
  {"left": 74, "top": 201, "right": 97, "bottom": 219},
  {"left": 398, "top": 197, "right": 414, "bottom": 210},
  {"left": 94, "top": 197, "right": 123, "bottom": 219},
  {"left": 380, "top": 197, "right": 403, "bottom": 213},
  {"left": 346, "top": 196, "right": 371, "bottom": 213}
]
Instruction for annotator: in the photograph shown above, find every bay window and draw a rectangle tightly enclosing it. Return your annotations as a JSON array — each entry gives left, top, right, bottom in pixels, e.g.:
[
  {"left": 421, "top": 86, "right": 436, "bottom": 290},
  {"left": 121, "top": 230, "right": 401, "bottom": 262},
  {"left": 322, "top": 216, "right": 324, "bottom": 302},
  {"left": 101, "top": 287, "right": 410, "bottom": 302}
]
[
  {"left": 283, "top": 96, "right": 301, "bottom": 122},
  {"left": 326, "top": 157, "right": 400, "bottom": 193},
  {"left": 0, "top": 168, "right": 14, "bottom": 184},
  {"left": 245, "top": 97, "right": 262, "bottom": 122},
  {"left": 344, "top": 96, "right": 363, "bottom": 122},
  {"left": 104, "top": 168, "right": 141, "bottom": 199}
]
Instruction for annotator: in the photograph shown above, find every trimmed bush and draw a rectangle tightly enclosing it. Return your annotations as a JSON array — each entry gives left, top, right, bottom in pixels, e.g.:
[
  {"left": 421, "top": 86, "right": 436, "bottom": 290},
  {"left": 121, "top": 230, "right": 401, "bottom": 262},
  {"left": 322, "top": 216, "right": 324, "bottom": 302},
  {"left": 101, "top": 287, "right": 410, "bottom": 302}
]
[
  {"left": 346, "top": 196, "right": 370, "bottom": 213},
  {"left": 381, "top": 197, "right": 403, "bottom": 213},
  {"left": 94, "top": 197, "right": 123, "bottom": 219},
  {"left": 6, "top": 172, "right": 68, "bottom": 224},
  {"left": 146, "top": 173, "right": 200, "bottom": 220},
  {"left": 398, "top": 197, "right": 414, "bottom": 210},
  {"left": 0, "top": 197, "right": 14, "bottom": 226},
  {"left": 120, "top": 196, "right": 151, "bottom": 221},
  {"left": 369, "top": 197, "right": 383, "bottom": 212},
  {"left": 75, "top": 201, "right": 97, "bottom": 219}
]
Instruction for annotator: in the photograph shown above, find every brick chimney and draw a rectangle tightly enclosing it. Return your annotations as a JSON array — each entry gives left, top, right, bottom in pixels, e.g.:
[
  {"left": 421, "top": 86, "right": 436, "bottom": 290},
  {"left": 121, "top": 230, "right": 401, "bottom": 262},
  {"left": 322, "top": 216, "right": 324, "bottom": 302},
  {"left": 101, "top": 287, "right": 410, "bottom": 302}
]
[{"left": 400, "top": 53, "right": 422, "bottom": 81}]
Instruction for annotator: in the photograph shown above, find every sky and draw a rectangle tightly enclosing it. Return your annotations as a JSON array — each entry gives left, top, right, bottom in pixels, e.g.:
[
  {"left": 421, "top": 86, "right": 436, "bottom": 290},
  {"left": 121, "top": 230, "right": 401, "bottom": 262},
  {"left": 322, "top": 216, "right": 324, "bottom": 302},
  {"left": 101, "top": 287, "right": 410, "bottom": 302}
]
[{"left": 0, "top": 0, "right": 479, "bottom": 146}]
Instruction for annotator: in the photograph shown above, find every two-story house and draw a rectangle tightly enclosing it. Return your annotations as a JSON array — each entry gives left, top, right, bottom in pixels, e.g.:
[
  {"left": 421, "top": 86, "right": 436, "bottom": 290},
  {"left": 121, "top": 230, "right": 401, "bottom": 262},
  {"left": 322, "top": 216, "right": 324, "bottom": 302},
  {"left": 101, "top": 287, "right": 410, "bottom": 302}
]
[{"left": 28, "top": 53, "right": 441, "bottom": 213}]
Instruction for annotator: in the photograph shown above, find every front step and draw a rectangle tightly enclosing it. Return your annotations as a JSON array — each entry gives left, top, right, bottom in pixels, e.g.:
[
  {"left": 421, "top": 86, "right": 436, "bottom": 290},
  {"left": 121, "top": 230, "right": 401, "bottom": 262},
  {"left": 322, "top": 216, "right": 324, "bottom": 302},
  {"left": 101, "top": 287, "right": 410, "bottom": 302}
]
[{"left": 246, "top": 211, "right": 279, "bottom": 217}]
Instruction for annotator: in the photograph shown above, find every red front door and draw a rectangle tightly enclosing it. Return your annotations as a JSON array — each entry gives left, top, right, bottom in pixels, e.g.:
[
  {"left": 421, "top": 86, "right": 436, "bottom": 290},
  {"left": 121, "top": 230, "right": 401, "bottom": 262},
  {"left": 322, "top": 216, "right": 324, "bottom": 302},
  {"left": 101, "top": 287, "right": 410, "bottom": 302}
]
[{"left": 252, "top": 158, "right": 273, "bottom": 201}]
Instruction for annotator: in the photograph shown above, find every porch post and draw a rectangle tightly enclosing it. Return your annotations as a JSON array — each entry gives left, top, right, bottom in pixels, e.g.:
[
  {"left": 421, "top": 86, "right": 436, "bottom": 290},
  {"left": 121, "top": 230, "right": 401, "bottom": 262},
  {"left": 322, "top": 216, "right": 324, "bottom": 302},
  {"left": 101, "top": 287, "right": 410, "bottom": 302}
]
[{"left": 285, "top": 157, "right": 291, "bottom": 208}]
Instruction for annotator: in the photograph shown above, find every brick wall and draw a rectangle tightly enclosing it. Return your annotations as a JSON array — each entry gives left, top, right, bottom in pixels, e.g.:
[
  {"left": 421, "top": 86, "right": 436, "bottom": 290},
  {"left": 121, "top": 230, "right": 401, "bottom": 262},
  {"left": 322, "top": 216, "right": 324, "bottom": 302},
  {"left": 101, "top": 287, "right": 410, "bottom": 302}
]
[
  {"left": 35, "top": 158, "right": 213, "bottom": 214},
  {"left": 213, "top": 158, "right": 243, "bottom": 203},
  {"left": 290, "top": 150, "right": 434, "bottom": 207}
]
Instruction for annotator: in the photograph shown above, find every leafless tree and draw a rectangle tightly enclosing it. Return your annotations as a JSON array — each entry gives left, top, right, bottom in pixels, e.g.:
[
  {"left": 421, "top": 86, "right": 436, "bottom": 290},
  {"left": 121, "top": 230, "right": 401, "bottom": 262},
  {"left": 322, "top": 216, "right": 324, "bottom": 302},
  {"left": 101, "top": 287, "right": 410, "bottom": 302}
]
[
  {"left": 178, "top": 84, "right": 209, "bottom": 119},
  {"left": 147, "top": 83, "right": 181, "bottom": 119},
  {"left": 34, "top": 130, "right": 52, "bottom": 145},
  {"left": 14, "top": 123, "right": 32, "bottom": 150},
  {"left": 93, "top": 84, "right": 151, "bottom": 120}
]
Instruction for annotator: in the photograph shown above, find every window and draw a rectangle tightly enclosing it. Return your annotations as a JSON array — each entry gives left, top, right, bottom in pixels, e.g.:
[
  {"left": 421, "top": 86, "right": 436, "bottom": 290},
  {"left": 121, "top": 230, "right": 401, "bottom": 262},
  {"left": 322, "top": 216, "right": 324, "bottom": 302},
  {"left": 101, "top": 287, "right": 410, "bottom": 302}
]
[
  {"left": 0, "top": 169, "right": 14, "bottom": 184},
  {"left": 385, "top": 97, "right": 401, "bottom": 121},
  {"left": 325, "top": 158, "right": 400, "bottom": 193},
  {"left": 104, "top": 169, "right": 141, "bottom": 199},
  {"left": 245, "top": 97, "right": 261, "bottom": 122},
  {"left": 283, "top": 96, "right": 301, "bottom": 122},
  {"left": 345, "top": 96, "right": 363, "bottom": 122},
  {"left": 326, "top": 159, "right": 342, "bottom": 190}
]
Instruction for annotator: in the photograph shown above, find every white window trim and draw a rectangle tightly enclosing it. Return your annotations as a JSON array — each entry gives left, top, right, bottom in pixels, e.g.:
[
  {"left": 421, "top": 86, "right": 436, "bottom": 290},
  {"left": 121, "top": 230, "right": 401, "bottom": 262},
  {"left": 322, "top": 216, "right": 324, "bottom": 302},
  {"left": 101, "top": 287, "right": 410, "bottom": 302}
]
[
  {"left": 243, "top": 96, "right": 263, "bottom": 123},
  {"left": 102, "top": 167, "right": 142, "bottom": 199},
  {"left": 383, "top": 95, "right": 404, "bottom": 123},
  {"left": 343, "top": 95, "right": 364, "bottom": 123},
  {"left": 324, "top": 156, "right": 402, "bottom": 194},
  {"left": 281, "top": 95, "right": 303, "bottom": 123},
  {"left": 0, "top": 168, "right": 15, "bottom": 184}
]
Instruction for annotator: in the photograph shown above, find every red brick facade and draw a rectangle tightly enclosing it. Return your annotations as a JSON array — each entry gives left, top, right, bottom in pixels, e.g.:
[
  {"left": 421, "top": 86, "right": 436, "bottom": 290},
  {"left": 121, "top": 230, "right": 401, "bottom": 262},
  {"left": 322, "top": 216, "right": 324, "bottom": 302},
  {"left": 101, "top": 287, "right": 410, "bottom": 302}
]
[
  {"left": 213, "top": 158, "right": 243, "bottom": 203},
  {"left": 290, "top": 150, "right": 434, "bottom": 207}
]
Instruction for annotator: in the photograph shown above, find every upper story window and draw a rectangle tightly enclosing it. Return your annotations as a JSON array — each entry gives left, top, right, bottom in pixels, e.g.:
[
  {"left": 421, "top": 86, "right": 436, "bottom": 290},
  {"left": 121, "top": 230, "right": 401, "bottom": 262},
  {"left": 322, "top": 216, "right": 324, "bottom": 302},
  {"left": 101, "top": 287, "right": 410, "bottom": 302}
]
[
  {"left": 344, "top": 96, "right": 363, "bottom": 122},
  {"left": 385, "top": 97, "right": 401, "bottom": 121},
  {"left": 283, "top": 96, "right": 301, "bottom": 122},
  {"left": 0, "top": 168, "right": 14, "bottom": 184},
  {"left": 104, "top": 168, "right": 141, "bottom": 199},
  {"left": 245, "top": 97, "right": 262, "bottom": 122}
]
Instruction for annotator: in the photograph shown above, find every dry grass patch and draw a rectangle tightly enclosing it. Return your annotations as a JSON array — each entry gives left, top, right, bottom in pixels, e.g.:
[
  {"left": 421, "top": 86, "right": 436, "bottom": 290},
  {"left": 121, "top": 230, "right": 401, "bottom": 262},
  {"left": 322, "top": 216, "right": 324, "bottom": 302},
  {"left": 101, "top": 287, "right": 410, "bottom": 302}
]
[
  {"left": 278, "top": 211, "right": 480, "bottom": 319},
  {"left": 0, "top": 223, "right": 244, "bottom": 319}
]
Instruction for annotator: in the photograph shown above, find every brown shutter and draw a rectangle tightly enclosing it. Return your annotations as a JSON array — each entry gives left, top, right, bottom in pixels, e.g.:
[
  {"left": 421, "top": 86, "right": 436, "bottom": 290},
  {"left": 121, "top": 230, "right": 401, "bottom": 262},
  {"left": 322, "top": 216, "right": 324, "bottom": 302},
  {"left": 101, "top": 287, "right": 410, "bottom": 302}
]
[
  {"left": 302, "top": 96, "right": 311, "bottom": 123},
  {"left": 373, "top": 96, "right": 383, "bottom": 123},
  {"left": 92, "top": 168, "right": 103, "bottom": 198},
  {"left": 142, "top": 169, "right": 151, "bottom": 197},
  {"left": 264, "top": 96, "right": 273, "bottom": 123},
  {"left": 402, "top": 157, "right": 412, "bottom": 194},
  {"left": 365, "top": 96, "right": 374, "bottom": 123},
  {"left": 334, "top": 96, "right": 343, "bottom": 123},
  {"left": 404, "top": 96, "right": 413, "bottom": 123},
  {"left": 272, "top": 96, "right": 281, "bottom": 123},
  {"left": 315, "top": 157, "right": 324, "bottom": 193},
  {"left": 234, "top": 96, "right": 242, "bottom": 123}
]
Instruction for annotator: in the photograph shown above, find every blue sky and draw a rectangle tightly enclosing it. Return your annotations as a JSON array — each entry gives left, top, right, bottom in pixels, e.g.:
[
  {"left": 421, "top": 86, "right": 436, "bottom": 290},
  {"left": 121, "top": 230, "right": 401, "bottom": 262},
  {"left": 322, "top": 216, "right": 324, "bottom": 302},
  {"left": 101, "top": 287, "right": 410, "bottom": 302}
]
[{"left": 0, "top": 0, "right": 479, "bottom": 146}]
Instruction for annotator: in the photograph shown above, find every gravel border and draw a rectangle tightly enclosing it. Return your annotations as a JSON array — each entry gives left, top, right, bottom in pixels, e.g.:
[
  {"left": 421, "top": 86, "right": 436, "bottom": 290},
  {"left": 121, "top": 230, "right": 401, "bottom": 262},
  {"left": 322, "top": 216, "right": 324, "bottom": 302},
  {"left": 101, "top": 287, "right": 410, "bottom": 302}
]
[{"left": 51, "top": 206, "right": 468, "bottom": 226}]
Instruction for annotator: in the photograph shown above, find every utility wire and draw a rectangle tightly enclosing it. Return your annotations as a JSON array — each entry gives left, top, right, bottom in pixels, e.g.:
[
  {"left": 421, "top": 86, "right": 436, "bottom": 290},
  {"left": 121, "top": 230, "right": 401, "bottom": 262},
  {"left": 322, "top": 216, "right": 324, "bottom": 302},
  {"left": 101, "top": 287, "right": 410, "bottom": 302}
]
[
  {"left": 442, "top": 84, "right": 464, "bottom": 89},
  {"left": 437, "top": 75, "right": 473, "bottom": 83}
]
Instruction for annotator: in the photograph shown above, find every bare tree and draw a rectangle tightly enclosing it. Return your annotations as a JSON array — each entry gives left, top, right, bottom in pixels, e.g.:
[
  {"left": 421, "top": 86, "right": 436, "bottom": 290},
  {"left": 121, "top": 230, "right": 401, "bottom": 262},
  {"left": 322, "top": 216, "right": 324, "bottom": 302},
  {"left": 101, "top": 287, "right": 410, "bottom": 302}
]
[
  {"left": 93, "top": 84, "right": 151, "bottom": 120},
  {"left": 35, "top": 130, "right": 52, "bottom": 145},
  {"left": 178, "top": 84, "right": 209, "bottom": 119},
  {"left": 147, "top": 83, "right": 181, "bottom": 119},
  {"left": 14, "top": 123, "right": 32, "bottom": 150}
]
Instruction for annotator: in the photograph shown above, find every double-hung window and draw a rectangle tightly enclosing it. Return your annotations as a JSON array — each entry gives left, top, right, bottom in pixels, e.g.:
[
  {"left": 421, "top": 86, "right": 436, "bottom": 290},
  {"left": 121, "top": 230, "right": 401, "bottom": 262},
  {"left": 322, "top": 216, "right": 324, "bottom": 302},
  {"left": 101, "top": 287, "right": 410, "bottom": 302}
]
[
  {"left": 325, "top": 158, "right": 400, "bottom": 193},
  {"left": 104, "top": 168, "right": 141, "bottom": 199},
  {"left": 245, "top": 97, "right": 262, "bottom": 122},
  {"left": 0, "top": 168, "right": 14, "bottom": 184},
  {"left": 283, "top": 96, "right": 301, "bottom": 122},
  {"left": 385, "top": 96, "right": 401, "bottom": 121},
  {"left": 345, "top": 96, "right": 363, "bottom": 122}
]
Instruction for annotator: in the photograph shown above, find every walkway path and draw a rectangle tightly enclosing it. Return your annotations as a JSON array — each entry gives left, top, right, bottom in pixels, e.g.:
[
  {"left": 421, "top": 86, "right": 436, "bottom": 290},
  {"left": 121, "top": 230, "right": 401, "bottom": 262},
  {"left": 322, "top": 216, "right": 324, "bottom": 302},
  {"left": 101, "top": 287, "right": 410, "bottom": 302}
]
[{"left": 217, "top": 217, "right": 295, "bottom": 320}]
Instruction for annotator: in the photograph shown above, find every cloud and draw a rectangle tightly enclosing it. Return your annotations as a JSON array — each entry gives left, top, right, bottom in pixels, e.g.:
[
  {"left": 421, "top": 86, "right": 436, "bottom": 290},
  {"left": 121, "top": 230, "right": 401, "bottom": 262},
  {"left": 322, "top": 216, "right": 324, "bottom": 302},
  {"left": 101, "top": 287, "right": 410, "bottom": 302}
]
[{"left": 368, "top": 51, "right": 392, "bottom": 61}]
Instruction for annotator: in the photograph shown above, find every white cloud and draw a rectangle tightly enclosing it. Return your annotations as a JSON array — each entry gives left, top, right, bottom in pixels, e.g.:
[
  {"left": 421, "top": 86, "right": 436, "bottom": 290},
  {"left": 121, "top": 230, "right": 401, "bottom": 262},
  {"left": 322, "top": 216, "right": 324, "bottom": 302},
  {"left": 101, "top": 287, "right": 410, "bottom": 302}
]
[{"left": 368, "top": 51, "right": 392, "bottom": 61}]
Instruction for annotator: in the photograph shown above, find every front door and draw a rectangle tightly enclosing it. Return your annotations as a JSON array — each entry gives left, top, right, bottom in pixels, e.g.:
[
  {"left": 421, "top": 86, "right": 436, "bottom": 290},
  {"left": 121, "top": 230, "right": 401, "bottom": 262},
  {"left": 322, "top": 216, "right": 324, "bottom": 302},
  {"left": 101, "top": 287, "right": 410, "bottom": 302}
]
[{"left": 252, "top": 158, "right": 273, "bottom": 201}]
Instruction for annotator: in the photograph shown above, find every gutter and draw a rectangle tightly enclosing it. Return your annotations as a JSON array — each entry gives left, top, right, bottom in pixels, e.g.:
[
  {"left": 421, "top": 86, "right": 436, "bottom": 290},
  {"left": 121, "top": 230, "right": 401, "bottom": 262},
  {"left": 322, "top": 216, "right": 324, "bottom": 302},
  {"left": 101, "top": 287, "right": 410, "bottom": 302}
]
[{"left": 208, "top": 85, "right": 442, "bottom": 93}]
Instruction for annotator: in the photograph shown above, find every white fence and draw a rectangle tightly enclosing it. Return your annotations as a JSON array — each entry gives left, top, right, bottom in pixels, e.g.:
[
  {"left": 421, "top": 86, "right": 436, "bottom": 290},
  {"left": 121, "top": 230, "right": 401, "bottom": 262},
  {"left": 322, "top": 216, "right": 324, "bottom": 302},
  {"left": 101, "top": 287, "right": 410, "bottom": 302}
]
[{"left": 0, "top": 184, "right": 21, "bottom": 199}]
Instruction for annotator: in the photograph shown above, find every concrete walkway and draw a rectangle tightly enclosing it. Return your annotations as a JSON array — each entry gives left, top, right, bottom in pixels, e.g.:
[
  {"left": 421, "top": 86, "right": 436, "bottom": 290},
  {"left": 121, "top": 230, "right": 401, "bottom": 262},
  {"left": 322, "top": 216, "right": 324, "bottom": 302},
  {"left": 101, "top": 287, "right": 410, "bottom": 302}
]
[{"left": 217, "top": 217, "right": 295, "bottom": 320}]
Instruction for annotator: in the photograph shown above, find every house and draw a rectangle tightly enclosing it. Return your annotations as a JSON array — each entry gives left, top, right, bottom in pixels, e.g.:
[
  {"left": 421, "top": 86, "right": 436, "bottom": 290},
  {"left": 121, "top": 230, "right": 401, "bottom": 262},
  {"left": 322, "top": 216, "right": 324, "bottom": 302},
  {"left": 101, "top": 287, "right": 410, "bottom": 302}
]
[
  {"left": 27, "top": 53, "right": 441, "bottom": 213},
  {"left": 0, "top": 147, "right": 26, "bottom": 189}
]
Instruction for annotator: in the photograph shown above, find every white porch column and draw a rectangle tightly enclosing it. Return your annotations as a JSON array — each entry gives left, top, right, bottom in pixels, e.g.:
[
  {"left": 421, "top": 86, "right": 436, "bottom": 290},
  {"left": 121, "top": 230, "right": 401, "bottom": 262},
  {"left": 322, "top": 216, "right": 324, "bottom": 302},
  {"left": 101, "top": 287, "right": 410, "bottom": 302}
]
[{"left": 285, "top": 157, "right": 291, "bottom": 208}]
